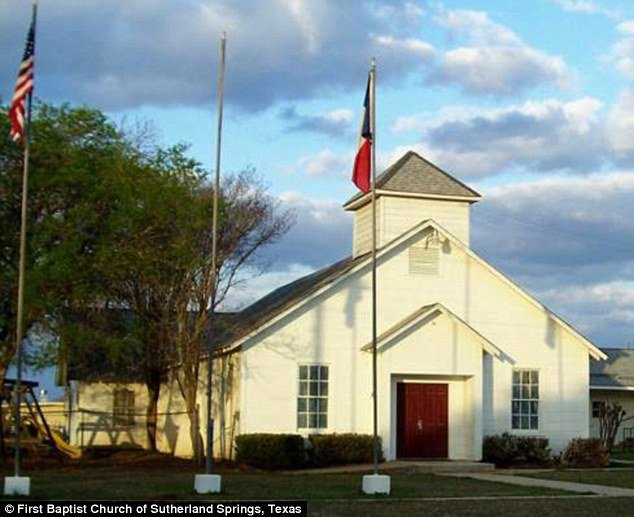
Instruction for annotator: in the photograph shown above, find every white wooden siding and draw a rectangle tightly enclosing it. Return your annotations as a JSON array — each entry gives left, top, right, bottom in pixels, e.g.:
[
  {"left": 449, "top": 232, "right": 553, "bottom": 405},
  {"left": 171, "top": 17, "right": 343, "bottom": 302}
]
[
  {"left": 70, "top": 352, "right": 241, "bottom": 460},
  {"left": 353, "top": 196, "right": 471, "bottom": 256},
  {"left": 382, "top": 196, "right": 470, "bottom": 246},
  {"left": 240, "top": 224, "right": 594, "bottom": 459}
]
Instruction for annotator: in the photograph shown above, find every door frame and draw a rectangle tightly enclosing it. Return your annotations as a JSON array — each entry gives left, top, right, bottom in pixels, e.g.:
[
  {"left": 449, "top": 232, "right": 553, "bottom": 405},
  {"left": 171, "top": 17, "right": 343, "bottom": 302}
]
[
  {"left": 390, "top": 375, "right": 478, "bottom": 461},
  {"left": 384, "top": 373, "right": 460, "bottom": 460}
]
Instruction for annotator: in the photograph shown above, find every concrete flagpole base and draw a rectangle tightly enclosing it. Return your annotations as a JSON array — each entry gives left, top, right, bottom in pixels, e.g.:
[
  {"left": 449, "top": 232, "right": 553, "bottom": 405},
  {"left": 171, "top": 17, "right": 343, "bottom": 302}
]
[
  {"left": 362, "top": 474, "right": 390, "bottom": 495},
  {"left": 4, "top": 476, "right": 30, "bottom": 496},
  {"left": 194, "top": 474, "right": 222, "bottom": 494}
]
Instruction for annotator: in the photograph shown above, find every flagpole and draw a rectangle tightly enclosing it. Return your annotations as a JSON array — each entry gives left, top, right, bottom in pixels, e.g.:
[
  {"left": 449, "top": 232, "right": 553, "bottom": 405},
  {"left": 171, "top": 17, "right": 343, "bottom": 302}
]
[
  {"left": 370, "top": 58, "right": 378, "bottom": 476},
  {"left": 205, "top": 31, "right": 226, "bottom": 476},
  {"left": 14, "top": 0, "right": 38, "bottom": 480}
]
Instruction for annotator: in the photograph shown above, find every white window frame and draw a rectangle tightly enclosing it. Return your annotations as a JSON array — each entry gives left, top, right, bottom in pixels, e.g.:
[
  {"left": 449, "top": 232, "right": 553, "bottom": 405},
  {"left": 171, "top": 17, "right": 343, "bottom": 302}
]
[
  {"left": 511, "top": 369, "right": 540, "bottom": 431},
  {"left": 297, "top": 364, "right": 329, "bottom": 431}
]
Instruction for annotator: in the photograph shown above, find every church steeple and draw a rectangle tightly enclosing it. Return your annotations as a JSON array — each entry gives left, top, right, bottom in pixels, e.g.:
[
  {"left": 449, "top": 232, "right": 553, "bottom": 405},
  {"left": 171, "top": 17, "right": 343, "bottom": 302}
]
[{"left": 344, "top": 152, "right": 481, "bottom": 257}]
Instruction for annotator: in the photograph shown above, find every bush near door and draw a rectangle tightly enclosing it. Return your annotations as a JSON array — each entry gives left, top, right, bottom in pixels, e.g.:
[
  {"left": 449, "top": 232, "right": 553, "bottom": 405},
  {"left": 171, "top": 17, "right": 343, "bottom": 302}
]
[
  {"left": 235, "top": 433, "right": 382, "bottom": 470},
  {"left": 309, "top": 433, "right": 383, "bottom": 467},
  {"left": 235, "top": 434, "right": 306, "bottom": 470},
  {"left": 482, "top": 433, "right": 551, "bottom": 465},
  {"left": 560, "top": 438, "right": 609, "bottom": 468}
]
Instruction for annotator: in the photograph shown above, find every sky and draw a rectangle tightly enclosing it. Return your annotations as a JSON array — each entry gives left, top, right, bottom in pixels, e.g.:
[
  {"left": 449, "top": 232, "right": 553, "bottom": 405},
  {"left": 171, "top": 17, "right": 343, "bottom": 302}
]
[{"left": 2, "top": 0, "right": 634, "bottom": 394}]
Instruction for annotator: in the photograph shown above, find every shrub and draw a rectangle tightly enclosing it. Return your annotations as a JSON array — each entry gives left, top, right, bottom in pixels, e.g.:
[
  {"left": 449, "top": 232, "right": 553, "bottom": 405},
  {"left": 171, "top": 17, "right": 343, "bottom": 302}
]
[
  {"left": 516, "top": 436, "right": 551, "bottom": 463},
  {"left": 309, "top": 433, "right": 383, "bottom": 467},
  {"left": 561, "top": 438, "right": 608, "bottom": 468},
  {"left": 482, "top": 433, "right": 551, "bottom": 465},
  {"left": 482, "top": 433, "right": 518, "bottom": 464},
  {"left": 235, "top": 434, "right": 306, "bottom": 470}
]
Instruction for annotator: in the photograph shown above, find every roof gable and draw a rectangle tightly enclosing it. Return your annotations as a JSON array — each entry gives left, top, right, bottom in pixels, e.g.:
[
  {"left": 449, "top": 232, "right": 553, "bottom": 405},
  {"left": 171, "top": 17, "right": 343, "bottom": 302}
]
[
  {"left": 360, "top": 302, "right": 505, "bottom": 359},
  {"left": 216, "top": 218, "right": 605, "bottom": 360},
  {"left": 344, "top": 151, "right": 481, "bottom": 208},
  {"left": 210, "top": 255, "right": 366, "bottom": 350}
]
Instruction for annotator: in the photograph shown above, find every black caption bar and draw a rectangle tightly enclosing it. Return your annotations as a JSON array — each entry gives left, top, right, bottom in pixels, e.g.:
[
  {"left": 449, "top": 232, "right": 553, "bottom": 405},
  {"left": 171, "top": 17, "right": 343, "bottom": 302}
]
[{"left": 2, "top": 501, "right": 307, "bottom": 517}]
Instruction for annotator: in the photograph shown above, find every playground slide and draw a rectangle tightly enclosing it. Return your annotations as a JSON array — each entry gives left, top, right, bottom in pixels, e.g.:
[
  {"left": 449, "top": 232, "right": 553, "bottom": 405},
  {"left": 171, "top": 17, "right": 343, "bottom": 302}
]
[{"left": 49, "top": 429, "right": 82, "bottom": 459}]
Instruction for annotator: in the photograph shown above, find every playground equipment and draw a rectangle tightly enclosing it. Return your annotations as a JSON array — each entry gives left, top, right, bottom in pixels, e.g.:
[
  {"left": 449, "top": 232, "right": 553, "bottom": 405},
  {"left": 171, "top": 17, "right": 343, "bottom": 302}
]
[{"left": 0, "top": 378, "right": 81, "bottom": 460}]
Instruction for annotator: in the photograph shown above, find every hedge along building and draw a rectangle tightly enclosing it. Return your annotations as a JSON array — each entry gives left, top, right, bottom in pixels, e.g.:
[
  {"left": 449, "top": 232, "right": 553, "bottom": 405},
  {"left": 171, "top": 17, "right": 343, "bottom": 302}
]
[{"left": 65, "top": 151, "right": 607, "bottom": 460}]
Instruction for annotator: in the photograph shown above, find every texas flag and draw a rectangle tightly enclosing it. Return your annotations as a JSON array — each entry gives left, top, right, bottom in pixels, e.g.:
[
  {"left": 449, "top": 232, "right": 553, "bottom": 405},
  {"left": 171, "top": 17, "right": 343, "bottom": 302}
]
[{"left": 351, "top": 73, "right": 372, "bottom": 193}]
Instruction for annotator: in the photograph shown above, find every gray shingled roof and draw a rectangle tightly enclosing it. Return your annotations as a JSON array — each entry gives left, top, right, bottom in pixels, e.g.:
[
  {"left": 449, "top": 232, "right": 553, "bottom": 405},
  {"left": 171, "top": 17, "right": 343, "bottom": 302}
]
[
  {"left": 345, "top": 151, "right": 480, "bottom": 207},
  {"left": 590, "top": 348, "right": 634, "bottom": 389},
  {"left": 65, "top": 256, "right": 369, "bottom": 378},
  {"left": 211, "top": 254, "right": 368, "bottom": 350}
]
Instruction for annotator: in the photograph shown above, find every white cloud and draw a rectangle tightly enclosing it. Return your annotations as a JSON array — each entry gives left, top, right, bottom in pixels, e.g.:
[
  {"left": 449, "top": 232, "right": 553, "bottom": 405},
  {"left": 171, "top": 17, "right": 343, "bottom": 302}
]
[
  {"left": 435, "top": 47, "right": 568, "bottom": 96},
  {"left": 297, "top": 149, "right": 352, "bottom": 177},
  {"left": 392, "top": 89, "right": 634, "bottom": 176},
  {"left": 324, "top": 109, "right": 354, "bottom": 125},
  {"left": 372, "top": 2, "right": 426, "bottom": 23},
  {"left": 556, "top": 0, "right": 602, "bottom": 14},
  {"left": 612, "top": 21, "right": 634, "bottom": 77},
  {"left": 537, "top": 281, "right": 634, "bottom": 344},
  {"left": 222, "top": 263, "right": 315, "bottom": 310},
  {"left": 270, "top": 192, "right": 353, "bottom": 267},
  {"left": 541, "top": 281, "right": 634, "bottom": 308},
  {"left": 436, "top": 9, "right": 520, "bottom": 46},
  {"left": 554, "top": 0, "right": 620, "bottom": 19},
  {"left": 287, "top": 0, "right": 322, "bottom": 54},
  {"left": 407, "top": 97, "right": 605, "bottom": 176},
  {"left": 471, "top": 172, "right": 634, "bottom": 345},
  {"left": 473, "top": 171, "right": 634, "bottom": 278},
  {"left": 373, "top": 35, "right": 436, "bottom": 58},
  {"left": 607, "top": 89, "right": 634, "bottom": 154},
  {"left": 430, "top": 9, "right": 570, "bottom": 96},
  {"left": 0, "top": 0, "right": 434, "bottom": 111},
  {"left": 280, "top": 107, "right": 354, "bottom": 135}
]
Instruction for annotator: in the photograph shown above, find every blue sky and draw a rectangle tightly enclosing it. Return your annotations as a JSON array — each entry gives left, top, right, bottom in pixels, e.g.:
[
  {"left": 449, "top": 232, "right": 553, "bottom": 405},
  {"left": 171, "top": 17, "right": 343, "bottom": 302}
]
[{"left": 3, "top": 1, "right": 634, "bottom": 395}]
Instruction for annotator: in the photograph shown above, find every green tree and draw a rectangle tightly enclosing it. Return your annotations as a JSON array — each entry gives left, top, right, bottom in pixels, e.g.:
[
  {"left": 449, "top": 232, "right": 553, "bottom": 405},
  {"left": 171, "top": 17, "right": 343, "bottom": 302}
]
[
  {"left": 2, "top": 102, "right": 293, "bottom": 457},
  {"left": 1, "top": 102, "right": 200, "bottom": 450},
  {"left": 1, "top": 102, "right": 133, "bottom": 382}
]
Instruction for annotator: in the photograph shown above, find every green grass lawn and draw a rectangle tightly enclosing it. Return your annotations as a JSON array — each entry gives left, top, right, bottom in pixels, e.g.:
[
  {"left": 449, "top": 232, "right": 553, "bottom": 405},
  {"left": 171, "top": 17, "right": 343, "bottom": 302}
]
[
  {"left": 526, "top": 469, "right": 634, "bottom": 489},
  {"left": 611, "top": 450, "right": 634, "bottom": 461},
  {"left": 308, "top": 498, "right": 634, "bottom": 517},
  {"left": 0, "top": 468, "right": 571, "bottom": 501}
]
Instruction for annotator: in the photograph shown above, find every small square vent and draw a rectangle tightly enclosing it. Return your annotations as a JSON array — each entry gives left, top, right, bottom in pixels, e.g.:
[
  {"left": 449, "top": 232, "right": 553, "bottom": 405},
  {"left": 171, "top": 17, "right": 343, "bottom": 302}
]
[{"left": 409, "top": 246, "right": 439, "bottom": 275}]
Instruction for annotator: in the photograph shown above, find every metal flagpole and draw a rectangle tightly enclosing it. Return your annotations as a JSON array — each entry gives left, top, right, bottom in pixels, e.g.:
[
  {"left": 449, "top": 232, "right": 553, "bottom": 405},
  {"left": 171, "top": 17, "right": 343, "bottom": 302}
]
[
  {"left": 14, "top": 1, "right": 38, "bottom": 480},
  {"left": 370, "top": 58, "right": 378, "bottom": 476},
  {"left": 205, "top": 31, "right": 227, "bottom": 475}
]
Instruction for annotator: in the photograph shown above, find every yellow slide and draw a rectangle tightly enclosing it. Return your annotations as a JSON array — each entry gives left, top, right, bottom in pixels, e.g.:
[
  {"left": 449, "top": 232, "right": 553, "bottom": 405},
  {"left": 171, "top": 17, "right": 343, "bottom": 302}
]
[{"left": 49, "top": 429, "right": 82, "bottom": 459}]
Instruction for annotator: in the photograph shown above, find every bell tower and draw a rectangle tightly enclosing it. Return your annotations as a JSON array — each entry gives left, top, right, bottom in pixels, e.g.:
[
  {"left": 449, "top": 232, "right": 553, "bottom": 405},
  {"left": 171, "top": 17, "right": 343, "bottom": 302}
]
[{"left": 343, "top": 151, "right": 481, "bottom": 257}]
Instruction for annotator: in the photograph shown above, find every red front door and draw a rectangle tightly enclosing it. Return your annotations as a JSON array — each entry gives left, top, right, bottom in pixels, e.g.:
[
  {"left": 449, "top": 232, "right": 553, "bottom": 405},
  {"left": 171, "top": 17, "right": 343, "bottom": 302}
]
[{"left": 397, "top": 382, "right": 448, "bottom": 459}]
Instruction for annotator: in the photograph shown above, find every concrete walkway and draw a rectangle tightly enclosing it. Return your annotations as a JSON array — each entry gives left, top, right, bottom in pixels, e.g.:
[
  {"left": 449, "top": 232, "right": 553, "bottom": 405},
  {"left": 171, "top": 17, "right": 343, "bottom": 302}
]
[
  {"left": 290, "top": 460, "right": 494, "bottom": 475},
  {"left": 611, "top": 459, "right": 634, "bottom": 465},
  {"left": 444, "top": 472, "right": 634, "bottom": 497}
]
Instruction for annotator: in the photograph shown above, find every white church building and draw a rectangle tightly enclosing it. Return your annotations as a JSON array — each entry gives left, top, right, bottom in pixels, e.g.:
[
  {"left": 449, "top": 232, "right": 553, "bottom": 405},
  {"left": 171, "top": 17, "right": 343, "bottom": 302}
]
[
  {"left": 207, "top": 151, "right": 606, "bottom": 461},
  {"left": 66, "top": 151, "right": 607, "bottom": 461}
]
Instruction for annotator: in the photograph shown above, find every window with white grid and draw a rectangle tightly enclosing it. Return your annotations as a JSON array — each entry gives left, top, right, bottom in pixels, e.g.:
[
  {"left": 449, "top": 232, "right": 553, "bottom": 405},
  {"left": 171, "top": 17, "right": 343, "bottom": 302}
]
[
  {"left": 511, "top": 370, "right": 539, "bottom": 430},
  {"left": 297, "top": 365, "right": 328, "bottom": 429}
]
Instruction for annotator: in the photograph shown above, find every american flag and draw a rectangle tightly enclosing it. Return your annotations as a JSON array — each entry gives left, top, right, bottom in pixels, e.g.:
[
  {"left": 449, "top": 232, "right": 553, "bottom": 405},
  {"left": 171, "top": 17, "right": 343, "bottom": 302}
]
[{"left": 8, "top": 12, "right": 36, "bottom": 144}]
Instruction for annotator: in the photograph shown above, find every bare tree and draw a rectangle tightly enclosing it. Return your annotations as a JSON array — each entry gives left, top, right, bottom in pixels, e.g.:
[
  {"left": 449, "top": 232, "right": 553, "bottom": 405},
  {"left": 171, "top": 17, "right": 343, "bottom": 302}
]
[
  {"left": 598, "top": 401, "right": 633, "bottom": 452},
  {"left": 172, "top": 169, "right": 294, "bottom": 463}
]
